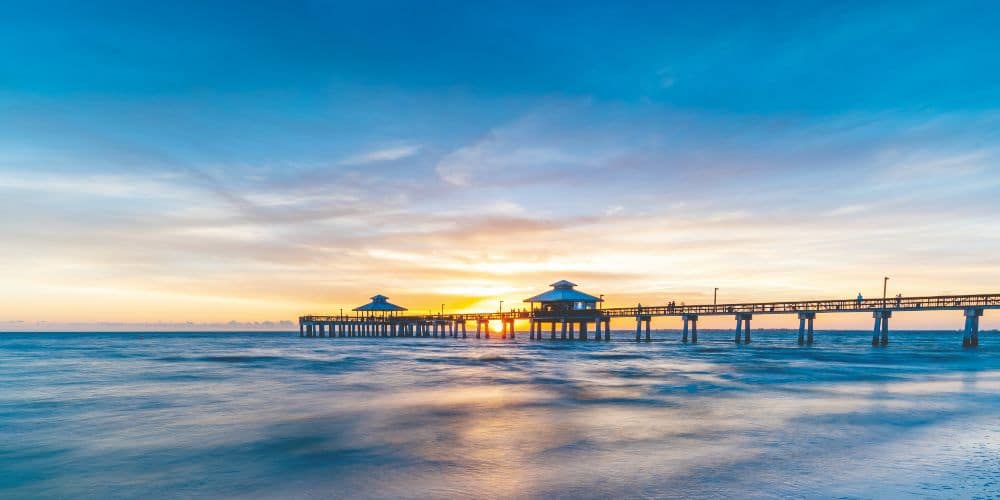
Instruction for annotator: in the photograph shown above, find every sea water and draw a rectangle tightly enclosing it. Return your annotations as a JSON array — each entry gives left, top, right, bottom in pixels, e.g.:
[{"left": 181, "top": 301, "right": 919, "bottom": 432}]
[{"left": 1, "top": 331, "right": 998, "bottom": 498}]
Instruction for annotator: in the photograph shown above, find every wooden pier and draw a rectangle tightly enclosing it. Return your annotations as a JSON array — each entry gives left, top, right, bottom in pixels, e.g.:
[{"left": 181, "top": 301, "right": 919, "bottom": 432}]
[{"left": 299, "top": 283, "right": 999, "bottom": 347}]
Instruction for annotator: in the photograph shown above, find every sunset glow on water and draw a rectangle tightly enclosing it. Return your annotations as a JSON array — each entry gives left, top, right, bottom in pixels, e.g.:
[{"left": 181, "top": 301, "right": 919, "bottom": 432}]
[{"left": 2, "top": 331, "right": 997, "bottom": 498}]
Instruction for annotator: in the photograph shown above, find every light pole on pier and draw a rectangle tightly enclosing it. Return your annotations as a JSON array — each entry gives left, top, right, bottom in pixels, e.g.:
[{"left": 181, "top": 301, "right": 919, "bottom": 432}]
[
  {"left": 883, "top": 277, "right": 889, "bottom": 307},
  {"left": 441, "top": 303, "right": 444, "bottom": 316},
  {"left": 600, "top": 294, "right": 604, "bottom": 309},
  {"left": 714, "top": 288, "right": 719, "bottom": 305},
  {"left": 499, "top": 299, "right": 504, "bottom": 314}
]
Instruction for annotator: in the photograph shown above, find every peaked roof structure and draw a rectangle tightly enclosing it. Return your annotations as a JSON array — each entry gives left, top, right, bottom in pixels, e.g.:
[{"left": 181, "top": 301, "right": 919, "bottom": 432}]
[
  {"left": 524, "top": 280, "right": 603, "bottom": 303},
  {"left": 353, "top": 294, "right": 408, "bottom": 312}
]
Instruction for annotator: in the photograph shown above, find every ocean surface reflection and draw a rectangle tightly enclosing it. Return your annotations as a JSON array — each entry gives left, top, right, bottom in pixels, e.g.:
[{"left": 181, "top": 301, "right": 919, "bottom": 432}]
[{"left": 1, "top": 331, "right": 998, "bottom": 498}]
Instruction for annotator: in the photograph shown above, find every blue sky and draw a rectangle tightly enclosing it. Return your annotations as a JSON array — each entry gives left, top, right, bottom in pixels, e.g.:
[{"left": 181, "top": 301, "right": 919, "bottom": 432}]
[{"left": 1, "top": 1, "right": 998, "bottom": 328}]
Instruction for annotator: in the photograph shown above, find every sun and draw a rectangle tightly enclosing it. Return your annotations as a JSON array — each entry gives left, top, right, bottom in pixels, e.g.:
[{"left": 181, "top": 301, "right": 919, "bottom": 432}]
[{"left": 490, "top": 320, "right": 503, "bottom": 334}]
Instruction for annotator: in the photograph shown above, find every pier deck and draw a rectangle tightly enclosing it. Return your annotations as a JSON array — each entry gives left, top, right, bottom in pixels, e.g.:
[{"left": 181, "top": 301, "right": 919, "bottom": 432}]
[{"left": 300, "top": 293, "right": 998, "bottom": 346}]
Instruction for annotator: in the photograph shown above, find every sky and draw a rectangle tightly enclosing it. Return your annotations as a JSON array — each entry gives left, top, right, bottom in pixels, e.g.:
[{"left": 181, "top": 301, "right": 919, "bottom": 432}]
[{"left": 1, "top": 0, "right": 999, "bottom": 330}]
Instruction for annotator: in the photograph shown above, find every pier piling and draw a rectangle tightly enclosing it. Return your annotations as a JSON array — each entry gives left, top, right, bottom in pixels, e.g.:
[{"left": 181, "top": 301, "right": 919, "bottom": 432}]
[{"left": 964, "top": 308, "right": 983, "bottom": 347}]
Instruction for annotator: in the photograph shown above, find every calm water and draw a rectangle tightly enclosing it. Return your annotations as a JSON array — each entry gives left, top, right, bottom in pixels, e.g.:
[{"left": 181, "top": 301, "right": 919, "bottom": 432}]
[{"left": 1, "top": 331, "right": 998, "bottom": 499}]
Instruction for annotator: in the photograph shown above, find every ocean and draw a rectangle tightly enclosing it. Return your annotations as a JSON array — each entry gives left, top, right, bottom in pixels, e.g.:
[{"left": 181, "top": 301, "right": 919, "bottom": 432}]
[{"left": 1, "top": 331, "right": 997, "bottom": 498}]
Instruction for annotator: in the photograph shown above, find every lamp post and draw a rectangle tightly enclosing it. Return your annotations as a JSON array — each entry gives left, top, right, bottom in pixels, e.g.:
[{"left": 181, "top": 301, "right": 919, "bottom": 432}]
[
  {"left": 499, "top": 299, "right": 504, "bottom": 314},
  {"left": 441, "top": 303, "right": 444, "bottom": 316},
  {"left": 883, "top": 276, "right": 889, "bottom": 308},
  {"left": 599, "top": 294, "right": 604, "bottom": 309},
  {"left": 714, "top": 288, "right": 719, "bottom": 305}
]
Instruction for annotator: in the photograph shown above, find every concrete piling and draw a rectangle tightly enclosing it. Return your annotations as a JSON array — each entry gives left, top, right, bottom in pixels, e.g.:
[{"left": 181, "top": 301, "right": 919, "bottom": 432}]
[{"left": 963, "top": 308, "right": 982, "bottom": 347}]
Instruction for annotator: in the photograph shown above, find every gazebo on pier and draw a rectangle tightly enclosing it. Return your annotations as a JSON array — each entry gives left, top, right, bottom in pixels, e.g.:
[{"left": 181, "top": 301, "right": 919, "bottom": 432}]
[
  {"left": 353, "top": 294, "right": 407, "bottom": 320},
  {"left": 523, "top": 280, "right": 609, "bottom": 341}
]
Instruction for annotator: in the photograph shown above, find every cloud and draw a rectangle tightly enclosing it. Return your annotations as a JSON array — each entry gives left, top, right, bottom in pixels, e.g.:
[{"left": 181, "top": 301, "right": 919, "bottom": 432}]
[
  {"left": 341, "top": 144, "right": 421, "bottom": 165},
  {"left": 434, "top": 114, "right": 605, "bottom": 186},
  {"left": 2, "top": 101, "right": 999, "bottom": 326}
]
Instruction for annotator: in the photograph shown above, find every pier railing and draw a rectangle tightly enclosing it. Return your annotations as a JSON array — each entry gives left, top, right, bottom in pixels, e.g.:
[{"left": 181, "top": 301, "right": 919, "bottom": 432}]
[
  {"left": 604, "top": 293, "right": 1000, "bottom": 318},
  {"left": 302, "top": 293, "right": 1000, "bottom": 324}
]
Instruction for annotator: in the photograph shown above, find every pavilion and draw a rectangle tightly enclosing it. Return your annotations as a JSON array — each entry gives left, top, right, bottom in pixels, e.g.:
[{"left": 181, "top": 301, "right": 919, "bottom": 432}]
[
  {"left": 523, "top": 280, "right": 609, "bottom": 340},
  {"left": 353, "top": 294, "right": 407, "bottom": 320},
  {"left": 524, "top": 280, "right": 603, "bottom": 313}
]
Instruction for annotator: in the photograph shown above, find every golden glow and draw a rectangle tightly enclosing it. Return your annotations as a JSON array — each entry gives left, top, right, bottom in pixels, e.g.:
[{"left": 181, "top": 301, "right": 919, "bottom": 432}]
[{"left": 489, "top": 320, "right": 503, "bottom": 334}]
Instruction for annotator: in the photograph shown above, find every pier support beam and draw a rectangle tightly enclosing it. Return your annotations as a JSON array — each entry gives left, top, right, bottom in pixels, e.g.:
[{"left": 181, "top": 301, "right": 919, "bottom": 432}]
[
  {"left": 594, "top": 318, "right": 602, "bottom": 341},
  {"left": 529, "top": 320, "right": 536, "bottom": 340},
  {"left": 872, "top": 310, "right": 891, "bottom": 345},
  {"left": 682, "top": 314, "right": 699, "bottom": 343},
  {"left": 635, "top": 317, "right": 642, "bottom": 341},
  {"left": 561, "top": 319, "right": 567, "bottom": 340},
  {"left": 798, "top": 312, "right": 816, "bottom": 345},
  {"left": 509, "top": 319, "right": 516, "bottom": 339},
  {"left": 735, "top": 313, "right": 752, "bottom": 343},
  {"left": 551, "top": 321, "right": 557, "bottom": 340},
  {"left": 604, "top": 319, "right": 611, "bottom": 341},
  {"left": 579, "top": 321, "right": 588, "bottom": 340},
  {"left": 964, "top": 308, "right": 983, "bottom": 347}
]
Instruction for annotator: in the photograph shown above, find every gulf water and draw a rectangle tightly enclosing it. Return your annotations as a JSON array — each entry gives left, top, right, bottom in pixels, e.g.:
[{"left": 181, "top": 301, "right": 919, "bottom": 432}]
[{"left": 1, "top": 331, "right": 998, "bottom": 498}]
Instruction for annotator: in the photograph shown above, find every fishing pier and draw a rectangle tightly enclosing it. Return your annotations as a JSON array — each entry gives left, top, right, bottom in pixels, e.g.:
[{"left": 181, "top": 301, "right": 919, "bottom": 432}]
[{"left": 299, "top": 281, "right": 998, "bottom": 347}]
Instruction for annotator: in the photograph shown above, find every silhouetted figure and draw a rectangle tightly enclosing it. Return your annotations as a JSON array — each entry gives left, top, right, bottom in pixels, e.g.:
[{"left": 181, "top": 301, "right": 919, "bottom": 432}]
[{"left": 856, "top": 293, "right": 863, "bottom": 308}]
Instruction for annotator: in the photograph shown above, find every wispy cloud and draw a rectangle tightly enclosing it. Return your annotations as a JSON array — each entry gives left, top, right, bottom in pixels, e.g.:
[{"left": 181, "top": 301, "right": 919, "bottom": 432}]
[
  {"left": 341, "top": 144, "right": 421, "bottom": 165},
  {"left": 1, "top": 102, "right": 999, "bottom": 327}
]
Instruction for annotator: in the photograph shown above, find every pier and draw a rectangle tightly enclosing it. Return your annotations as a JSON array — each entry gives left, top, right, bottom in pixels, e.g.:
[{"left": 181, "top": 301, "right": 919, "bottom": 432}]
[{"left": 299, "top": 281, "right": 999, "bottom": 346}]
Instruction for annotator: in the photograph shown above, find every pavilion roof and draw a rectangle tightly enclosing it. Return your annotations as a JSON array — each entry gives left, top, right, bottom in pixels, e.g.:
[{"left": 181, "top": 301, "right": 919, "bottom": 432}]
[
  {"left": 352, "top": 294, "right": 408, "bottom": 312},
  {"left": 524, "top": 280, "right": 603, "bottom": 303}
]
